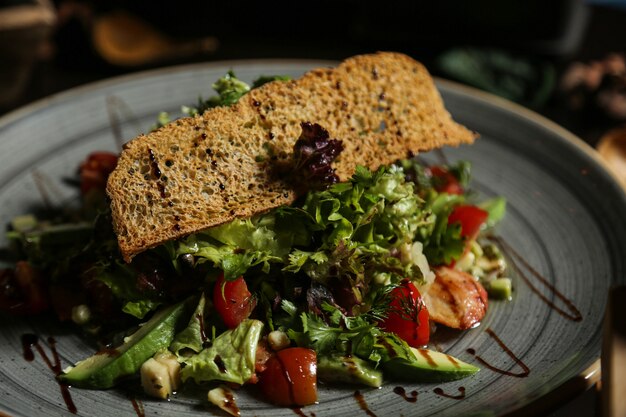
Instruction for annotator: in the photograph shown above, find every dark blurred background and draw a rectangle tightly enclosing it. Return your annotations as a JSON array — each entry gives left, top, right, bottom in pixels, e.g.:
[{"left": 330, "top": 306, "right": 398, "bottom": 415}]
[{"left": 1, "top": 0, "right": 625, "bottom": 151}]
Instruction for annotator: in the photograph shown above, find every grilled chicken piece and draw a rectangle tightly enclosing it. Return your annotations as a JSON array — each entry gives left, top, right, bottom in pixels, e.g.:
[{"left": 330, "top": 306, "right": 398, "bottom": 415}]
[{"left": 423, "top": 266, "right": 488, "bottom": 330}]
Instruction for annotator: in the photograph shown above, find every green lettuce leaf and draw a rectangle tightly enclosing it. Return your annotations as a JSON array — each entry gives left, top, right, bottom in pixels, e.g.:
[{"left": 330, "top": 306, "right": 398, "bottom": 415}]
[
  {"left": 290, "top": 165, "right": 434, "bottom": 287},
  {"left": 122, "top": 299, "right": 162, "bottom": 319},
  {"left": 251, "top": 75, "right": 291, "bottom": 89},
  {"left": 418, "top": 193, "right": 466, "bottom": 266},
  {"left": 479, "top": 196, "right": 507, "bottom": 227},
  {"left": 170, "top": 293, "right": 208, "bottom": 355},
  {"left": 180, "top": 319, "right": 263, "bottom": 385},
  {"left": 175, "top": 213, "right": 308, "bottom": 281}
]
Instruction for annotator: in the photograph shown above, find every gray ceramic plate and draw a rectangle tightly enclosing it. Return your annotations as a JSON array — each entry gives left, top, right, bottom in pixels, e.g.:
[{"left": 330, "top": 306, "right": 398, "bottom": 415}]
[{"left": 0, "top": 60, "right": 625, "bottom": 417}]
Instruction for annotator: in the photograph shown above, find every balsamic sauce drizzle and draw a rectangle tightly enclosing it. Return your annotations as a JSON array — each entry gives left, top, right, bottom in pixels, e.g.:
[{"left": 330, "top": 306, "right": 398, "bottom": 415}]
[
  {"left": 107, "top": 96, "right": 124, "bottom": 150},
  {"left": 196, "top": 313, "right": 208, "bottom": 343},
  {"left": 292, "top": 407, "right": 316, "bottom": 417},
  {"left": 393, "top": 386, "right": 418, "bottom": 403},
  {"left": 434, "top": 148, "right": 450, "bottom": 166},
  {"left": 129, "top": 397, "right": 145, "bottom": 417},
  {"left": 353, "top": 390, "right": 377, "bottom": 417},
  {"left": 467, "top": 328, "right": 530, "bottom": 378},
  {"left": 220, "top": 388, "right": 240, "bottom": 417},
  {"left": 433, "top": 386, "right": 465, "bottom": 400},
  {"left": 106, "top": 96, "right": 142, "bottom": 150},
  {"left": 21, "top": 334, "right": 77, "bottom": 414},
  {"left": 31, "top": 169, "right": 54, "bottom": 209},
  {"left": 489, "top": 236, "right": 583, "bottom": 322},
  {"left": 417, "top": 349, "right": 437, "bottom": 368}
]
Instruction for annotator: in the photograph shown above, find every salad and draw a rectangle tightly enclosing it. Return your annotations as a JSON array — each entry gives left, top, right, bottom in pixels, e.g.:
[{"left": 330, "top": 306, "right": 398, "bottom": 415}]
[{"left": 0, "top": 72, "right": 509, "bottom": 414}]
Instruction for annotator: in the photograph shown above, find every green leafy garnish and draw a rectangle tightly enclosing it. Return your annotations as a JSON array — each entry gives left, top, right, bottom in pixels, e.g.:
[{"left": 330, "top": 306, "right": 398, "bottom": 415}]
[
  {"left": 152, "top": 71, "right": 291, "bottom": 128},
  {"left": 479, "top": 196, "right": 507, "bottom": 227},
  {"left": 180, "top": 319, "right": 263, "bottom": 385},
  {"left": 252, "top": 75, "right": 291, "bottom": 89},
  {"left": 170, "top": 293, "right": 209, "bottom": 355}
]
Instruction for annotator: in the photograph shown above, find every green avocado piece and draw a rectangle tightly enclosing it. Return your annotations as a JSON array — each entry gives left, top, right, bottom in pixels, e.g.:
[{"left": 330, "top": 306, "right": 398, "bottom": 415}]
[
  {"left": 317, "top": 354, "right": 383, "bottom": 388},
  {"left": 488, "top": 278, "right": 512, "bottom": 300},
  {"left": 383, "top": 347, "right": 478, "bottom": 382},
  {"left": 59, "top": 297, "right": 195, "bottom": 389}
]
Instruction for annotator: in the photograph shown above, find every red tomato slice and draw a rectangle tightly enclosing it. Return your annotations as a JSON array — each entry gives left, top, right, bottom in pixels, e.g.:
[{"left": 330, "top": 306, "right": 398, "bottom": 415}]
[
  {"left": 380, "top": 279, "right": 430, "bottom": 347},
  {"left": 213, "top": 274, "right": 256, "bottom": 329},
  {"left": 447, "top": 205, "right": 489, "bottom": 241},
  {"left": 428, "top": 166, "right": 463, "bottom": 195},
  {"left": 79, "top": 152, "right": 118, "bottom": 194},
  {"left": 259, "top": 347, "right": 317, "bottom": 406}
]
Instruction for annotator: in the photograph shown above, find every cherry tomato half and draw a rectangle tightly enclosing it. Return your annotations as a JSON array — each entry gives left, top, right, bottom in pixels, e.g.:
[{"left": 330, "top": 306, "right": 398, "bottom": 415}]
[
  {"left": 380, "top": 279, "right": 430, "bottom": 347},
  {"left": 447, "top": 205, "right": 489, "bottom": 242},
  {"left": 79, "top": 152, "right": 118, "bottom": 195},
  {"left": 213, "top": 274, "right": 256, "bottom": 329},
  {"left": 428, "top": 166, "right": 463, "bottom": 195},
  {"left": 259, "top": 347, "right": 317, "bottom": 406}
]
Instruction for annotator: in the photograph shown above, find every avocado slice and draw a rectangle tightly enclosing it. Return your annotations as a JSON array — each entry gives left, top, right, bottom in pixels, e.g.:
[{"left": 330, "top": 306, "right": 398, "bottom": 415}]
[
  {"left": 488, "top": 278, "right": 512, "bottom": 300},
  {"left": 383, "top": 347, "right": 478, "bottom": 382},
  {"left": 317, "top": 354, "right": 383, "bottom": 388},
  {"left": 59, "top": 297, "right": 195, "bottom": 389}
]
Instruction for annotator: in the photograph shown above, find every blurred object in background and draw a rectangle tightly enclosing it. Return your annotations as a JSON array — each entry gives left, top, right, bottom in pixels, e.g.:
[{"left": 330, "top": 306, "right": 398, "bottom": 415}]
[
  {"left": 0, "top": 0, "right": 624, "bottom": 153},
  {"left": 436, "top": 48, "right": 556, "bottom": 109},
  {"left": 587, "top": 0, "right": 626, "bottom": 9},
  {"left": 0, "top": 0, "right": 55, "bottom": 107},
  {"left": 560, "top": 54, "right": 626, "bottom": 120},
  {"left": 427, "top": 0, "right": 587, "bottom": 110},
  {"left": 597, "top": 125, "right": 626, "bottom": 188},
  {"left": 53, "top": 2, "right": 219, "bottom": 68},
  {"left": 351, "top": 0, "right": 588, "bottom": 57},
  {"left": 91, "top": 10, "right": 218, "bottom": 67},
  {"left": 549, "top": 52, "right": 626, "bottom": 146}
]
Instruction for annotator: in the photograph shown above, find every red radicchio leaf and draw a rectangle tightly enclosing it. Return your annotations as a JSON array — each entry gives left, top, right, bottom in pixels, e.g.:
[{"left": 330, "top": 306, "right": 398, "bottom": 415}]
[{"left": 292, "top": 122, "right": 344, "bottom": 190}]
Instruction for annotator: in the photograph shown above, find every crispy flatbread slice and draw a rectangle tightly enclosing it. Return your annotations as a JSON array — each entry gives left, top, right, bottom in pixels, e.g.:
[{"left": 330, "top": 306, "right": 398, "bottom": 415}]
[{"left": 107, "top": 52, "right": 476, "bottom": 262}]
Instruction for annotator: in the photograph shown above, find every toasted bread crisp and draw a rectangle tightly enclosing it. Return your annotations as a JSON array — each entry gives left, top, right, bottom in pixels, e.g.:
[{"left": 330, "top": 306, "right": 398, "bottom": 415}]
[{"left": 107, "top": 52, "right": 476, "bottom": 262}]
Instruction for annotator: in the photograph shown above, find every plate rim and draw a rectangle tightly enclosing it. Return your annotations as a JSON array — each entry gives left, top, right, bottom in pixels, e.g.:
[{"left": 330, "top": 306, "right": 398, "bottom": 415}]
[
  {"left": 0, "top": 58, "right": 337, "bottom": 131},
  {"left": 436, "top": 78, "right": 626, "bottom": 196}
]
